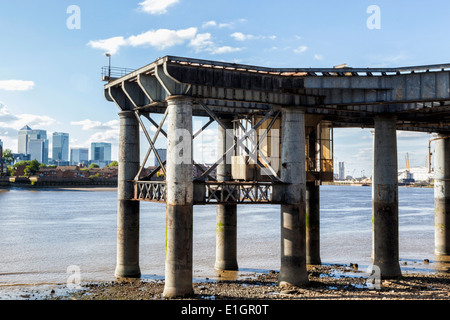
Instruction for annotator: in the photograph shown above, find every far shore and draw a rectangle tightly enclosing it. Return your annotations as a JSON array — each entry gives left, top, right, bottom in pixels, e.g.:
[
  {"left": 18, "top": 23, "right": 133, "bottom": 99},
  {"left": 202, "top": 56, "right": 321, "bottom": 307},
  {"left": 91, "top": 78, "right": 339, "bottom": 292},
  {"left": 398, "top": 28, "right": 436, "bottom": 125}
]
[{"left": 2, "top": 185, "right": 117, "bottom": 192}]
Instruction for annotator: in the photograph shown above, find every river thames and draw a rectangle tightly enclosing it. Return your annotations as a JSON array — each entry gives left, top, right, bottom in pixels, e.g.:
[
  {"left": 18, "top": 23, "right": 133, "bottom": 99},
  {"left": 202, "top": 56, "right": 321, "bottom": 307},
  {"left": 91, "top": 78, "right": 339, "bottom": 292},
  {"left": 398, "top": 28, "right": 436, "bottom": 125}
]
[{"left": 0, "top": 185, "right": 441, "bottom": 290}]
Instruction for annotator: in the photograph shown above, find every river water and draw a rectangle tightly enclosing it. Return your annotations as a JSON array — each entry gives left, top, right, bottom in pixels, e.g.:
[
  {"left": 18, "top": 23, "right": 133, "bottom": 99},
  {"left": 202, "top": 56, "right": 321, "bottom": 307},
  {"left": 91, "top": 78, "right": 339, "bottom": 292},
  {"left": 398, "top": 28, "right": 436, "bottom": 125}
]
[{"left": 0, "top": 185, "right": 445, "bottom": 290}]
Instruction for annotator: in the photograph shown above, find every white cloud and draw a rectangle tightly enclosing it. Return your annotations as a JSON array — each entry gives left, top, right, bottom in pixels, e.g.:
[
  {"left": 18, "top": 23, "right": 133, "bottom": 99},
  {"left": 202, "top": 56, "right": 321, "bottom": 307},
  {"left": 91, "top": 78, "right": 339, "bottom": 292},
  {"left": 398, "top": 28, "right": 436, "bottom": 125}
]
[
  {"left": 293, "top": 46, "right": 308, "bottom": 54},
  {"left": 89, "top": 25, "right": 244, "bottom": 56},
  {"left": 188, "top": 33, "right": 243, "bottom": 55},
  {"left": 87, "top": 130, "right": 119, "bottom": 145},
  {"left": 70, "top": 119, "right": 119, "bottom": 131},
  {"left": 230, "top": 32, "right": 276, "bottom": 41},
  {"left": 16, "top": 114, "right": 57, "bottom": 128},
  {"left": 0, "top": 103, "right": 56, "bottom": 130},
  {"left": 231, "top": 32, "right": 252, "bottom": 41},
  {"left": 201, "top": 19, "right": 247, "bottom": 29},
  {"left": 0, "top": 80, "right": 35, "bottom": 91},
  {"left": 202, "top": 20, "right": 217, "bottom": 28},
  {"left": 88, "top": 28, "right": 198, "bottom": 55},
  {"left": 138, "top": 0, "right": 179, "bottom": 15},
  {"left": 189, "top": 33, "right": 215, "bottom": 53},
  {"left": 314, "top": 54, "right": 324, "bottom": 61},
  {"left": 71, "top": 118, "right": 120, "bottom": 148},
  {"left": 128, "top": 27, "right": 197, "bottom": 50},
  {"left": 87, "top": 36, "right": 126, "bottom": 55},
  {"left": 218, "top": 22, "right": 233, "bottom": 29},
  {"left": 211, "top": 46, "right": 243, "bottom": 55},
  {"left": 0, "top": 103, "right": 58, "bottom": 152}
]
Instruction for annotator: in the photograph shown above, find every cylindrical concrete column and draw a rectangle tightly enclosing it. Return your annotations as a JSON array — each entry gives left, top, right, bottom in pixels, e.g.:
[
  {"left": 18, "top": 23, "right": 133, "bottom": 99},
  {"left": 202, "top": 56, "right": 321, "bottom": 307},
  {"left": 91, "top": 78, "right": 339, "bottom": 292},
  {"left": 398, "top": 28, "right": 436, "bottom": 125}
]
[
  {"left": 163, "top": 97, "right": 194, "bottom": 298},
  {"left": 279, "top": 107, "right": 308, "bottom": 286},
  {"left": 372, "top": 114, "right": 401, "bottom": 278},
  {"left": 115, "top": 110, "right": 140, "bottom": 278},
  {"left": 306, "top": 181, "right": 321, "bottom": 265},
  {"left": 434, "top": 135, "right": 450, "bottom": 256},
  {"left": 215, "top": 118, "right": 238, "bottom": 271}
]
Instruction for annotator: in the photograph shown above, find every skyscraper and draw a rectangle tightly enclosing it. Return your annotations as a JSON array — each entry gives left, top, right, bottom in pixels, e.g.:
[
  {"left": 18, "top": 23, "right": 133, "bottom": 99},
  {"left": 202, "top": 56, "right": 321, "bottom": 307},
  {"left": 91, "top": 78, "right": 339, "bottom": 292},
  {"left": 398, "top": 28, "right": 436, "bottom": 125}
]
[
  {"left": 29, "top": 139, "right": 46, "bottom": 163},
  {"left": 18, "top": 125, "right": 48, "bottom": 163},
  {"left": 90, "top": 142, "right": 112, "bottom": 166},
  {"left": 338, "top": 162, "right": 345, "bottom": 180},
  {"left": 53, "top": 132, "right": 69, "bottom": 162},
  {"left": 70, "top": 148, "right": 89, "bottom": 165},
  {"left": 154, "top": 148, "right": 167, "bottom": 166},
  {"left": 18, "top": 125, "right": 32, "bottom": 154}
]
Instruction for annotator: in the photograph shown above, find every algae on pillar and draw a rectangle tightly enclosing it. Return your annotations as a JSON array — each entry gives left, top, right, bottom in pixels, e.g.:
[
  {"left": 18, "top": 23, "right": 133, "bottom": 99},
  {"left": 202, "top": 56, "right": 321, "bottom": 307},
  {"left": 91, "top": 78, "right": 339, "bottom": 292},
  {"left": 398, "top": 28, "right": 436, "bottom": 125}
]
[
  {"left": 279, "top": 107, "right": 308, "bottom": 286},
  {"left": 163, "top": 97, "right": 194, "bottom": 298},
  {"left": 115, "top": 110, "right": 141, "bottom": 278},
  {"left": 434, "top": 135, "right": 450, "bottom": 256},
  {"left": 306, "top": 181, "right": 321, "bottom": 265},
  {"left": 371, "top": 114, "right": 401, "bottom": 278},
  {"left": 215, "top": 118, "right": 238, "bottom": 271}
]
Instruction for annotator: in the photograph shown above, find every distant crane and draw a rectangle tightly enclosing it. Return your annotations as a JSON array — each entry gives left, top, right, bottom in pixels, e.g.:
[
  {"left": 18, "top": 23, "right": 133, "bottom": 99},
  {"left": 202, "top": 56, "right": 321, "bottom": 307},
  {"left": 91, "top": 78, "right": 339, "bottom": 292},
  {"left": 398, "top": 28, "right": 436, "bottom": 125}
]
[
  {"left": 405, "top": 152, "right": 410, "bottom": 172},
  {"left": 404, "top": 153, "right": 411, "bottom": 187}
]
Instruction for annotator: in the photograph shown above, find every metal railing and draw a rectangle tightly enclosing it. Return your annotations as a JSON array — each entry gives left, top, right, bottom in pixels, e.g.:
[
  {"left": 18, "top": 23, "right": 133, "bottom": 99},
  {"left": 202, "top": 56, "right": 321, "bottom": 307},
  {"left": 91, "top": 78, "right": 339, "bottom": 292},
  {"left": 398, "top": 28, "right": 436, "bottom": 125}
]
[
  {"left": 133, "top": 180, "right": 285, "bottom": 204},
  {"left": 101, "top": 66, "right": 135, "bottom": 81},
  {"left": 134, "top": 181, "right": 166, "bottom": 202}
]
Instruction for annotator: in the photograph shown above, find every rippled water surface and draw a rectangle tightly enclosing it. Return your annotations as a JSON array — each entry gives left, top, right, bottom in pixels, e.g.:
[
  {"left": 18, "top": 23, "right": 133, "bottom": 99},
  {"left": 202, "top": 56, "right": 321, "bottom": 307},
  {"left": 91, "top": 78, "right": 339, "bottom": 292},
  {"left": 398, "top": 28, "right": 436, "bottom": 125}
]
[{"left": 0, "top": 185, "right": 440, "bottom": 288}]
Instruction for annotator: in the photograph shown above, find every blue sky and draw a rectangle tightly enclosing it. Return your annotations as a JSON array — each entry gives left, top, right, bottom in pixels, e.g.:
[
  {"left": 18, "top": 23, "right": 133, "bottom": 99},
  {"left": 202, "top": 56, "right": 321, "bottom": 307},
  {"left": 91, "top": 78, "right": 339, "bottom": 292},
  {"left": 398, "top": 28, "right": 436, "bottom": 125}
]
[{"left": 0, "top": 0, "right": 449, "bottom": 176}]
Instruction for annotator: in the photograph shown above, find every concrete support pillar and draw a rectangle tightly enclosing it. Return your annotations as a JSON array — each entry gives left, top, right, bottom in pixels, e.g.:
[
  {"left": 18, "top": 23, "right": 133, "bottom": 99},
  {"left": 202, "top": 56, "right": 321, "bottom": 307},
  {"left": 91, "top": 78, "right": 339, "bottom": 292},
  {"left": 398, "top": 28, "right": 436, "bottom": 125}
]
[
  {"left": 279, "top": 108, "right": 308, "bottom": 286},
  {"left": 372, "top": 115, "right": 401, "bottom": 278},
  {"left": 115, "top": 110, "right": 140, "bottom": 278},
  {"left": 306, "top": 181, "right": 321, "bottom": 265},
  {"left": 434, "top": 134, "right": 450, "bottom": 256},
  {"left": 215, "top": 118, "right": 238, "bottom": 271},
  {"left": 163, "top": 97, "right": 194, "bottom": 298}
]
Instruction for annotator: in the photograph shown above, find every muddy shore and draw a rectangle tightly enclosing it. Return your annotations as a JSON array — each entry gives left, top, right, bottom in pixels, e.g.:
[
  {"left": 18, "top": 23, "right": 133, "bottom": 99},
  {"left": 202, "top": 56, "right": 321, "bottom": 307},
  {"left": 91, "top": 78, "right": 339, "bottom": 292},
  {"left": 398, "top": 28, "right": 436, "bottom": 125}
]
[{"left": 3, "top": 263, "right": 449, "bottom": 301}]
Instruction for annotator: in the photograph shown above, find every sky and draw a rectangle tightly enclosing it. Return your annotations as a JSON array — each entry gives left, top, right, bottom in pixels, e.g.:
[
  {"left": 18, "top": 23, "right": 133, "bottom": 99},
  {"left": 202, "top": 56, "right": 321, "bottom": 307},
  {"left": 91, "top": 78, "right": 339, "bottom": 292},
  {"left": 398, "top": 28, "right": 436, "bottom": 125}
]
[{"left": 1, "top": 0, "right": 449, "bottom": 177}]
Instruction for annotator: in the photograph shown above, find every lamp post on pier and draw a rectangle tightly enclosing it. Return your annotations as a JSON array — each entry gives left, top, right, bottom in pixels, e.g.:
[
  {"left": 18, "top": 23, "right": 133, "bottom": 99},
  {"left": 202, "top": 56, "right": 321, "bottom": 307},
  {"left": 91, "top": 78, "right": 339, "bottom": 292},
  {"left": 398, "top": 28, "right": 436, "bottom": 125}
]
[{"left": 106, "top": 53, "right": 111, "bottom": 78}]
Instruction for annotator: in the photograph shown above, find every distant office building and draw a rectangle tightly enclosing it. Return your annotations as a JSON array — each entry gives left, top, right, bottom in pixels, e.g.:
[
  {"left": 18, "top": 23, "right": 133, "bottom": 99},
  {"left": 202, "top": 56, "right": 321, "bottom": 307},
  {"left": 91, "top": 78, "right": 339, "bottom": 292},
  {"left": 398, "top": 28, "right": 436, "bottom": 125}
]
[
  {"left": 29, "top": 139, "right": 47, "bottom": 163},
  {"left": 90, "top": 142, "right": 112, "bottom": 167},
  {"left": 154, "top": 148, "right": 167, "bottom": 166},
  {"left": 338, "top": 162, "right": 345, "bottom": 180},
  {"left": 70, "top": 148, "right": 89, "bottom": 165},
  {"left": 17, "top": 125, "right": 48, "bottom": 163},
  {"left": 53, "top": 132, "right": 69, "bottom": 162},
  {"left": 12, "top": 153, "right": 30, "bottom": 163},
  {"left": 91, "top": 142, "right": 111, "bottom": 162},
  {"left": 18, "top": 125, "right": 32, "bottom": 154}
]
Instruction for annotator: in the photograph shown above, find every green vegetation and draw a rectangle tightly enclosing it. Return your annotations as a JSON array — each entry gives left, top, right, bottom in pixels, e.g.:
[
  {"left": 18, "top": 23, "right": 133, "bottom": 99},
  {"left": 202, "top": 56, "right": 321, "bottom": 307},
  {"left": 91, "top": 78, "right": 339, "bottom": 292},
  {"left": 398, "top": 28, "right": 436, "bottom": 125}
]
[
  {"left": 107, "top": 161, "right": 118, "bottom": 167},
  {"left": 156, "top": 171, "right": 165, "bottom": 178},
  {"left": 23, "top": 159, "right": 41, "bottom": 176},
  {"left": 88, "top": 163, "right": 99, "bottom": 169},
  {"left": 2, "top": 149, "right": 14, "bottom": 164},
  {"left": 8, "top": 159, "right": 51, "bottom": 176}
]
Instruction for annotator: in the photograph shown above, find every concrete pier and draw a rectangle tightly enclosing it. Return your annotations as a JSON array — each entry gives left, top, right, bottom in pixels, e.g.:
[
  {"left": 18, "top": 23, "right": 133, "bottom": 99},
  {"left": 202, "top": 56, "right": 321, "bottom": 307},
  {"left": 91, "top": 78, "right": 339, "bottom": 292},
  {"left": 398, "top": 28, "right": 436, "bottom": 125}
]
[
  {"left": 279, "top": 108, "right": 308, "bottom": 286},
  {"left": 163, "top": 97, "right": 194, "bottom": 298},
  {"left": 371, "top": 114, "right": 402, "bottom": 278},
  {"left": 434, "top": 135, "right": 450, "bottom": 256},
  {"left": 115, "top": 110, "right": 141, "bottom": 278},
  {"left": 306, "top": 181, "right": 321, "bottom": 265},
  {"left": 215, "top": 118, "right": 238, "bottom": 271},
  {"left": 105, "top": 56, "right": 450, "bottom": 296}
]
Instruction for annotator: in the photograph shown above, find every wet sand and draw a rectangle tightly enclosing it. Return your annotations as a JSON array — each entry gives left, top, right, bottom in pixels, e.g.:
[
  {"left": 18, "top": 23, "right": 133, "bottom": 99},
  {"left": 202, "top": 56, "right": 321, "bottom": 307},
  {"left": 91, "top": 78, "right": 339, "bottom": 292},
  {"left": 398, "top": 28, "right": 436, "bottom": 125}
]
[{"left": 2, "top": 263, "right": 449, "bottom": 301}]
